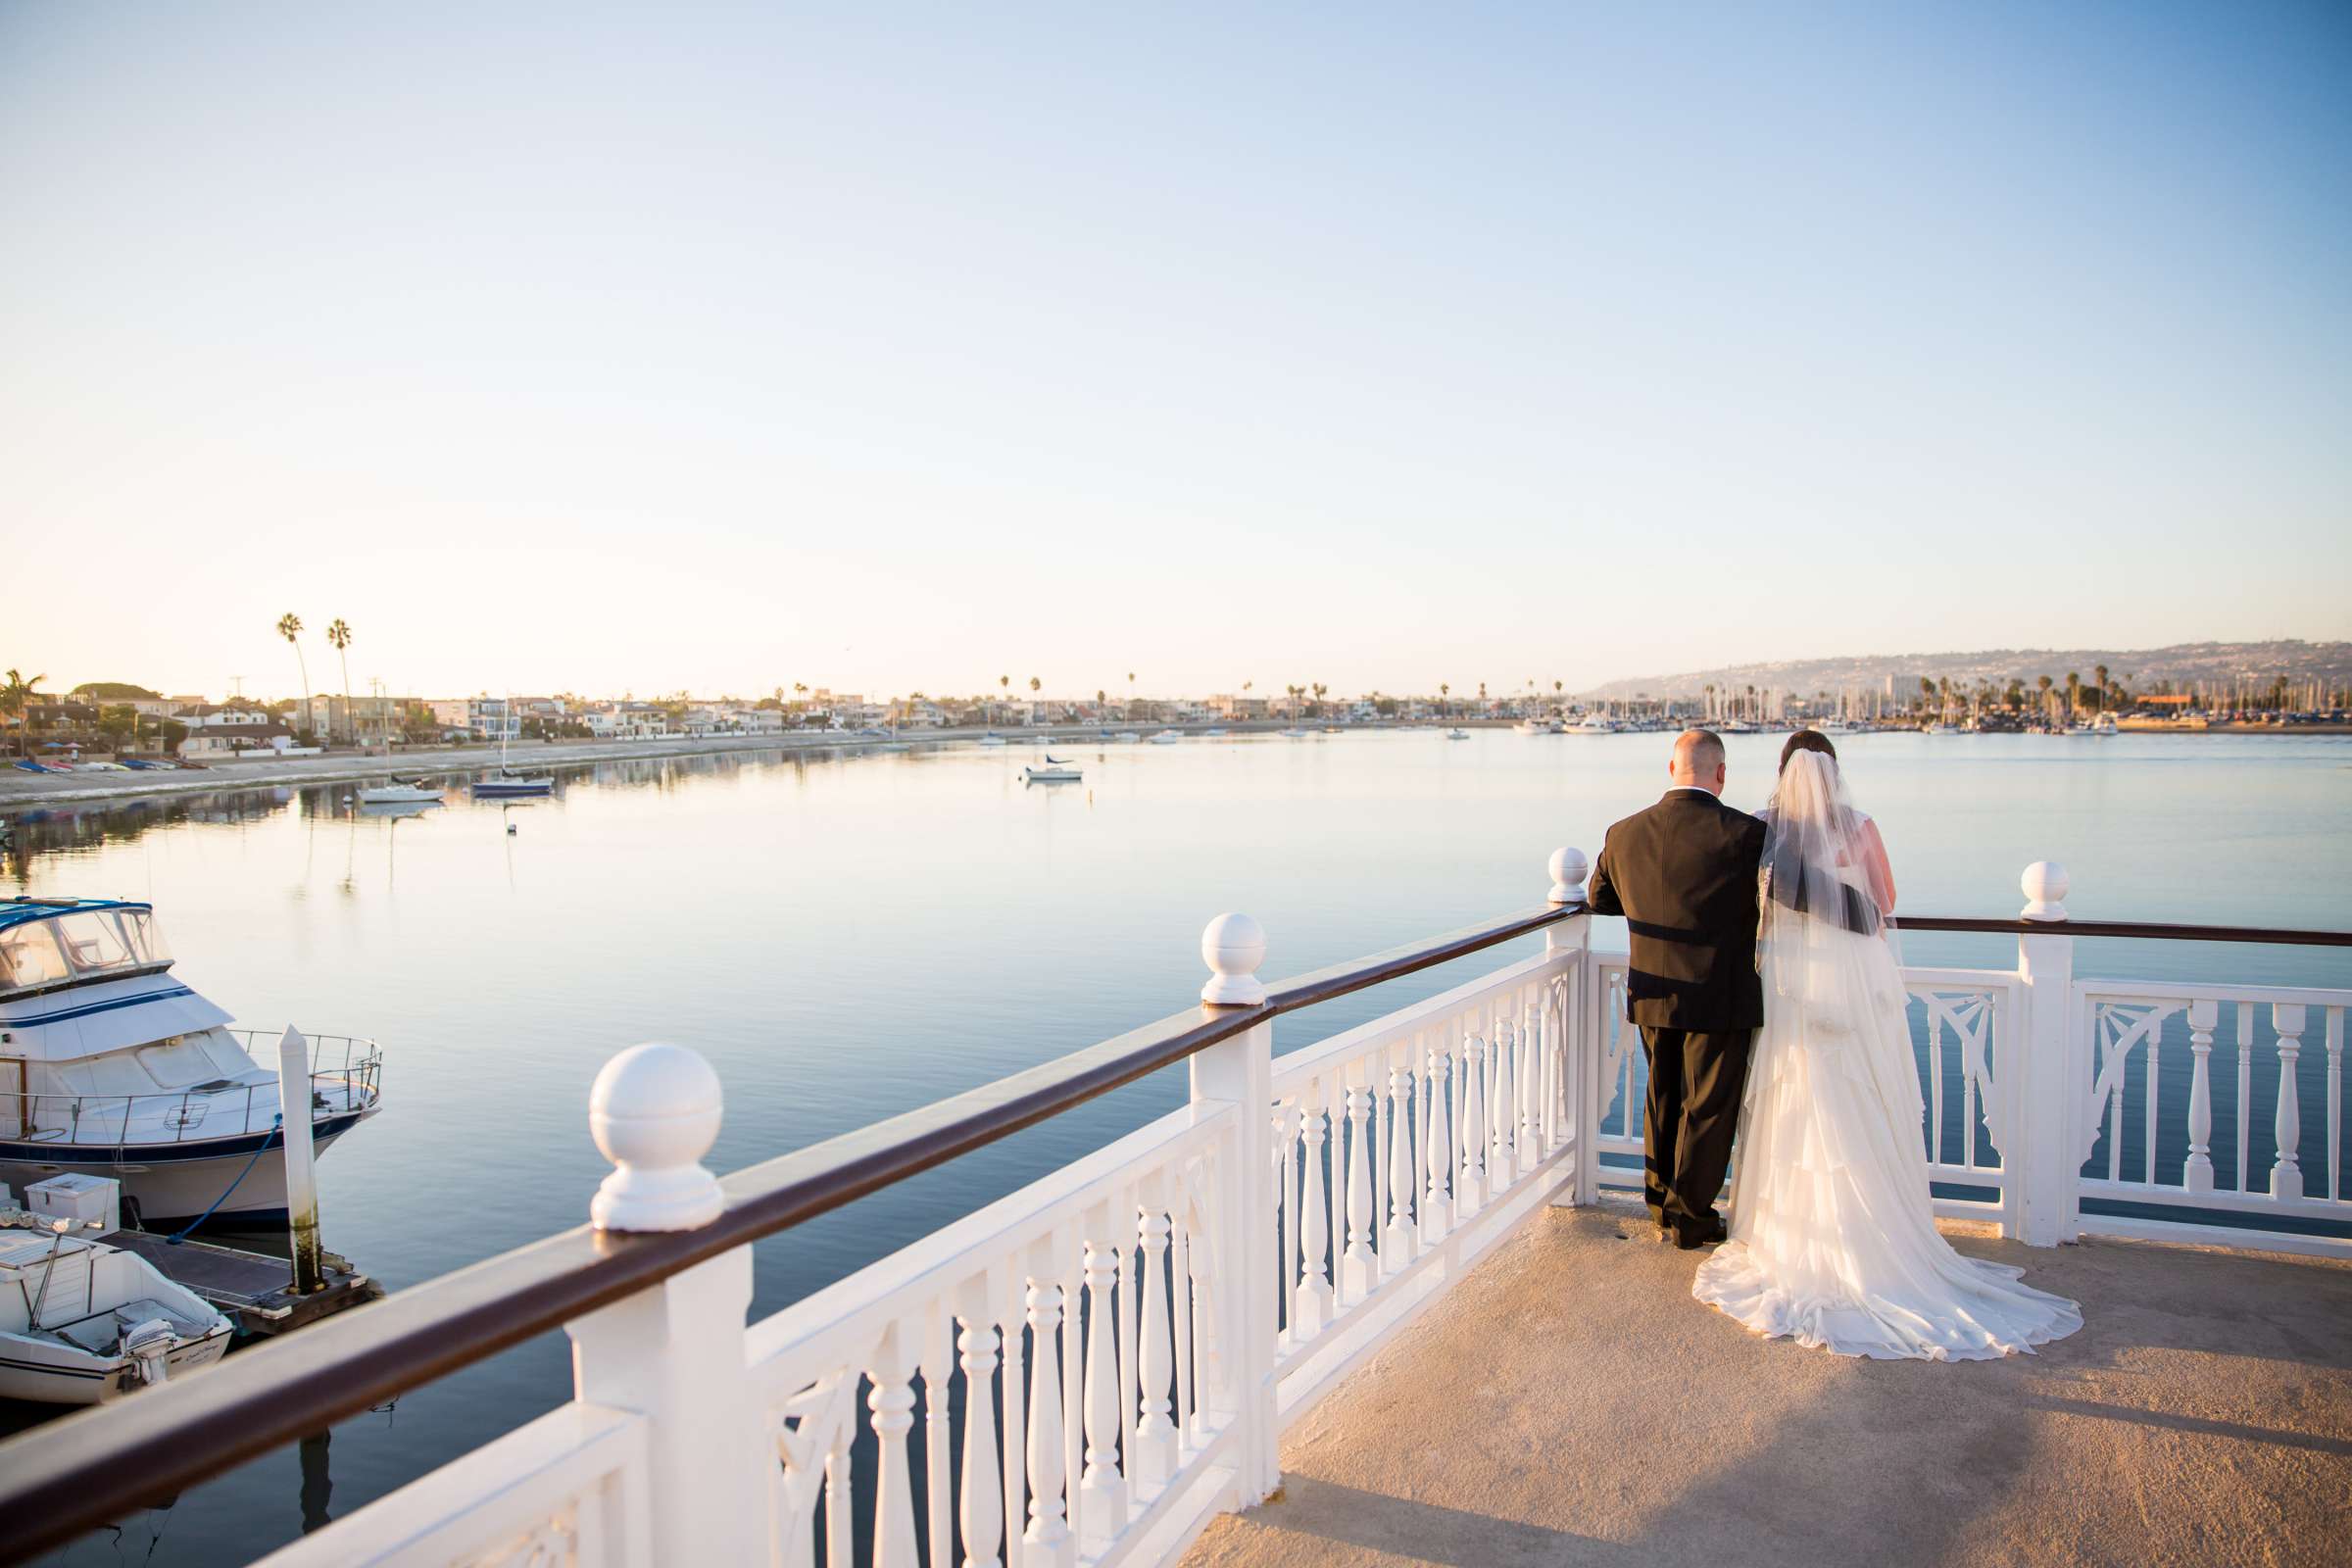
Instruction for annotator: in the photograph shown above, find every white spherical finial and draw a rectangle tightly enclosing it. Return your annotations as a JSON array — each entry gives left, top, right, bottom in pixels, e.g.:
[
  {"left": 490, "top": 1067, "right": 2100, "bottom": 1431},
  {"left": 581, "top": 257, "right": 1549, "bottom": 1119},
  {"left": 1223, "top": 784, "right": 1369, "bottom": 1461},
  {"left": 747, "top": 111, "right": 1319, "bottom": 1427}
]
[
  {"left": 2021, "top": 860, "right": 2070, "bottom": 921},
  {"left": 589, "top": 1043, "right": 725, "bottom": 1232},
  {"left": 1200, "top": 912, "right": 1268, "bottom": 1006},
  {"left": 1547, "top": 847, "right": 1589, "bottom": 906}
]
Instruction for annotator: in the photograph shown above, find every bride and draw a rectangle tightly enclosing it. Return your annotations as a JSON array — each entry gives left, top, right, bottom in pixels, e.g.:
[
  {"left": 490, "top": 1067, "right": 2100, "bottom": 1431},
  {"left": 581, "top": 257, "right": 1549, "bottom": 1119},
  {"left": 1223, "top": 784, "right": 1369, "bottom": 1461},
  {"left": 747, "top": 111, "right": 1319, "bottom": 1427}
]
[{"left": 1691, "top": 732, "right": 2082, "bottom": 1360}]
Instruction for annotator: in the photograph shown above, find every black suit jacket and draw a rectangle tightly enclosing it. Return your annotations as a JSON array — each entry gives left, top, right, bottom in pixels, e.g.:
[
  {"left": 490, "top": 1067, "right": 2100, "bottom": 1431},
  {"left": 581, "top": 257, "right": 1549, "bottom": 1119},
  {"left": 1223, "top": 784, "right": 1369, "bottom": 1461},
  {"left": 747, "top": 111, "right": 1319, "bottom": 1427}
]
[{"left": 1587, "top": 789, "right": 1767, "bottom": 1031}]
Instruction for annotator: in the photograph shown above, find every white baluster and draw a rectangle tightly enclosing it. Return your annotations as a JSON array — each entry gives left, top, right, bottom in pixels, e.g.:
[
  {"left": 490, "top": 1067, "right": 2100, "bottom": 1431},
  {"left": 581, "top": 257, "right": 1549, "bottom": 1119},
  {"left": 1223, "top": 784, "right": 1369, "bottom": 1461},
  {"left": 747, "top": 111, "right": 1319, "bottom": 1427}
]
[
  {"left": 1459, "top": 1027, "right": 1486, "bottom": 1214},
  {"left": 1342, "top": 1082, "right": 1376, "bottom": 1299},
  {"left": 1058, "top": 1244, "right": 1083, "bottom": 1548},
  {"left": 1518, "top": 994, "right": 1540, "bottom": 1165},
  {"left": 1385, "top": 1059, "right": 1418, "bottom": 1262},
  {"left": 1275, "top": 1103, "right": 1297, "bottom": 1337},
  {"left": 824, "top": 1402, "right": 854, "bottom": 1568},
  {"left": 2235, "top": 1004, "right": 2254, "bottom": 1193},
  {"left": 2272, "top": 1004, "right": 2306, "bottom": 1201},
  {"left": 1295, "top": 1089, "right": 1333, "bottom": 1337},
  {"left": 1135, "top": 1205, "right": 1176, "bottom": 1485},
  {"left": 1423, "top": 1041, "right": 1452, "bottom": 1240},
  {"left": 1022, "top": 1281, "right": 1071, "bottom": 1565},
  {"left": 1078, "top": 1240, "right": 1125, "bottom": 1544},
  {"left": 957, "top": 1312, "right": 1004, "bottom": 1568},
  {"left": 998, "top": 1270, "right": 1026, "bottom": 1568},
  {"left": 2329, "top": 1009, "right": 2345, "bottom": 1203},
  {"left": 1488, "top": 1011, "right": 1515, "bottom": 1189},
  {"left": 1169, "top": 1211, "right": 1196, "bottom": 1447},
  {"left": 2183, "top": 999, "right": 2217, "bottom": 1197},
  {"left": 868, "top": 1330, "right": 920, "bottom": 1568},
  {"left": 923, "top": 1307, "right": 953, "bottom": 1568}
]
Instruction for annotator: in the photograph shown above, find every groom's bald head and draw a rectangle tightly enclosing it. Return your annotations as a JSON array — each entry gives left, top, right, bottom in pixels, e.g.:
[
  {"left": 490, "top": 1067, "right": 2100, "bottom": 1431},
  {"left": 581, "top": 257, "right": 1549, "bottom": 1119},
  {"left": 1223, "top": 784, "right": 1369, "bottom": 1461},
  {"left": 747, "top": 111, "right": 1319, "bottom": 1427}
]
[{"left": 1669, "top": 729, "right": 1727, "bottom": 795}]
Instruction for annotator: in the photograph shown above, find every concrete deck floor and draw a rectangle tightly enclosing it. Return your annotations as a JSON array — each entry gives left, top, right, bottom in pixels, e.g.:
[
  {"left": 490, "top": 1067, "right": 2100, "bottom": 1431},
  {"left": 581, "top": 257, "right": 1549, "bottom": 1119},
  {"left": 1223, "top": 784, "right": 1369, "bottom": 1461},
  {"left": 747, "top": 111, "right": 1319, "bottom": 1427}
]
[{"left": 1183, "top": 1202, "right": 2352, "bottom": 1568}]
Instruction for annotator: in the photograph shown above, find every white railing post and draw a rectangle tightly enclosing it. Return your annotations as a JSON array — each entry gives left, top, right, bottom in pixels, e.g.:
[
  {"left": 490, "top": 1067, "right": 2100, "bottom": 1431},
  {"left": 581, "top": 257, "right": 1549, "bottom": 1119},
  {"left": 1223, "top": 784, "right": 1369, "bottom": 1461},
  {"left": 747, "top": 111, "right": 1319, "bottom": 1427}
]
[
  {"left": 1543, "top": 848, "right": 1597, "bottom": 1206},
  {"left": 2184, "top": 998, "right": 2218, "bottom": 1196},
  {"left": 1190, "top": 913, "right": 1279, "bottom": 1504},
  {"left": 2271, "top": 1004, "right": 2307, "bottom": 1200},
  {"left": 2013, "top": 862, "right": 2081, "bottom": 1246},
  {"left": 567, "top": 1044, "right": 770, "bottom": 1566}
]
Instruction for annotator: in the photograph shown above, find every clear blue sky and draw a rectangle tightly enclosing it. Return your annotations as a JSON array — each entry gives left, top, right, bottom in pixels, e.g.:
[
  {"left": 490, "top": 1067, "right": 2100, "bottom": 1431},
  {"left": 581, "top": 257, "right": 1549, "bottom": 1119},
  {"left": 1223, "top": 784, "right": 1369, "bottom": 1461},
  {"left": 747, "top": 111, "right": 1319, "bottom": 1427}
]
[{"left": 5, "top": 2, "right": 2347, "bottom": 701}]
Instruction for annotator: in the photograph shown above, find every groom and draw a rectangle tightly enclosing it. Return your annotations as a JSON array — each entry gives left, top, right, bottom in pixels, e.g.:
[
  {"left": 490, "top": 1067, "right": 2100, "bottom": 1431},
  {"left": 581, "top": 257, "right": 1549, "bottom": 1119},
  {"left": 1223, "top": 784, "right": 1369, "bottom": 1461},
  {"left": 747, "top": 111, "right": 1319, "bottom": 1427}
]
[{"left": 1585, "top": 729, "right": 1767, "bottom": 1250}]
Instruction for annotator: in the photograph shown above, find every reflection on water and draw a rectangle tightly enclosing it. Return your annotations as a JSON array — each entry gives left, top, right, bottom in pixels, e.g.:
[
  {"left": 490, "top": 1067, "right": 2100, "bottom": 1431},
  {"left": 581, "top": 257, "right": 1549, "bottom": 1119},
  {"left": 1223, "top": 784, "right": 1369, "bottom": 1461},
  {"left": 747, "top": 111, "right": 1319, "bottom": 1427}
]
[{"left": 6, "top": 730, "right": 2349, "bottom": 1564}]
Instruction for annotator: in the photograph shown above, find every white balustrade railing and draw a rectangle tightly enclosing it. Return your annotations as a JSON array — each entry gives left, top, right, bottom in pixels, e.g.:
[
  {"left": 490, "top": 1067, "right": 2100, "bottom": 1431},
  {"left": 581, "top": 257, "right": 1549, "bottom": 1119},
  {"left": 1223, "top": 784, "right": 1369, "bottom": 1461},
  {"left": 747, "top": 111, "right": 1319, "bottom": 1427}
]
[{"left": 237, "top": 853, "right": 2348, "bottom": 1568}]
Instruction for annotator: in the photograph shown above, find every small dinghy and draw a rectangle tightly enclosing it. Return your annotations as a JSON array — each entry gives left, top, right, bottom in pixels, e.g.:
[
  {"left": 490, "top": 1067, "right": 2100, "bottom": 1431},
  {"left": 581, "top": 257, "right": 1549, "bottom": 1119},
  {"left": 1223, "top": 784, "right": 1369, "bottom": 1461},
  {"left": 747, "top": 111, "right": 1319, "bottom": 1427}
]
[
  {"left": 1021, "top": 756, "right": 1083, "bottom": 783},
  {"left": 0, "top": 1221, "right": 232, "bottom": 1403}
]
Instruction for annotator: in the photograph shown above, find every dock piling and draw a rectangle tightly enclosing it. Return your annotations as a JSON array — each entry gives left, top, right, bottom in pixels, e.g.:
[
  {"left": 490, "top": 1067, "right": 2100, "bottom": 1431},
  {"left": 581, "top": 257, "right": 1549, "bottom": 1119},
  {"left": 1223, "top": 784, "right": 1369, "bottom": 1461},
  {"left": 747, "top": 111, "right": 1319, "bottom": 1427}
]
[{"left": 276, "top": 1025, "right": 324, "bottom": 1295}]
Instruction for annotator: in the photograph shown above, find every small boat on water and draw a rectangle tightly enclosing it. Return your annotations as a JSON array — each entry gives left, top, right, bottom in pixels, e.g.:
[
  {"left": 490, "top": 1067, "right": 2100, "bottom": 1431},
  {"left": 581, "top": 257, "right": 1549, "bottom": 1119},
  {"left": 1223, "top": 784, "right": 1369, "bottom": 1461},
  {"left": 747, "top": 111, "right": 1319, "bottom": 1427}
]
[
  {"left": 0, "top": 898, "right": 384, "bottom": 1230},
  {"left": 356, "top": 780, "right": 444, "bottom": 806},
  {"left": 979, "top": 733, "right": 1009, "bottom": 747},
  {"left": 1147, "top": 729, "right": 1181, "bottom": 745},
  {"left": 1202, "top": 726, "right": 1229, "bottom": 737},
  {"left": 1113, "top": 731, "right": 1142, "bottom": 744},
  {"left": 0, "top": 1218, "right": 233, "bottom": 1403},
  {"left": 1513, "top": 719, "right": 1558, "bottom": 736},
  {"left": 1279, "top": 727, "right": 1312, "bottom": 739},
  {"left": 1021, "top": 756, "right": 1084, "bottom": 783},
  {"left": 1571, "top": 715, "right": 1619, "bottom": 734},
  {"left": 1446, "top": 728, "right": 1471, "bottom": 741},
  {"left": 472, "top": 770, "right": 553, "bottom": 798}
]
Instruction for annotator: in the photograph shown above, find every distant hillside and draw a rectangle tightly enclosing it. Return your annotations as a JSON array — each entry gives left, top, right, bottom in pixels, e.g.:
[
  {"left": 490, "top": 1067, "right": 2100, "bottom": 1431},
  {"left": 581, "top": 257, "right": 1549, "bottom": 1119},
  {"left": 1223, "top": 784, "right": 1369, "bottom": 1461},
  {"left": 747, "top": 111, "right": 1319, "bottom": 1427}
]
[{"left": 1580, "top": 640, "right": 2352, "bottom": 702}]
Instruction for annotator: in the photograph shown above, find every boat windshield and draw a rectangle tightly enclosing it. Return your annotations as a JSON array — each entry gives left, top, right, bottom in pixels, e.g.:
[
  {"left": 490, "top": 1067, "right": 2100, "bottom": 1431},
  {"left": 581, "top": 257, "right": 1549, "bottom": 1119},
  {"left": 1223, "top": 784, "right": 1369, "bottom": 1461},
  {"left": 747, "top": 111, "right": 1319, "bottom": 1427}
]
[{"left": 0, "top": 908, "right": 170, "bottom": 994}]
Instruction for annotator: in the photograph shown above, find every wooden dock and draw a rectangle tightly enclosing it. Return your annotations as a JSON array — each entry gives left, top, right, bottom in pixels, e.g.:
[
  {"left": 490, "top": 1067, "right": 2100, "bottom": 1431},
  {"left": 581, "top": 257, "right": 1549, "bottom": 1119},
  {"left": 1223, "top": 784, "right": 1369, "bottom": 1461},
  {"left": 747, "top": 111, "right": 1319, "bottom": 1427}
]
[{"left": 107, "top": 1229, "right": 383, "bottom": 1336}]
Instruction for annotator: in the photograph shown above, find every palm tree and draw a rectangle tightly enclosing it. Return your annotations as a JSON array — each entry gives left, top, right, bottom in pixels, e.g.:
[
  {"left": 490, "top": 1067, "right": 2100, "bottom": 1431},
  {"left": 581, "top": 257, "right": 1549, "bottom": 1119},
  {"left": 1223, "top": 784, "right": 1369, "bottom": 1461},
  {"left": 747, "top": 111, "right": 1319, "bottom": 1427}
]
[
  {"left": 2065, "top": 671, "right": 2082, "bottom": 721},
  {"left": 1095, "top": 688, "right": 1106, "bottom": 719},
  {"left": 275, "top": 612, "right": 312, "bottom": 741},
  {"left": 2093, "top": 663, "right": 2109, "bottom": 713},
  {"left": 325, "top": 618, "right": 354, "bottom": 746},
  {"left": 1126, "top": 671, "right": 1137, "bottom": 719},
  {"left": 2, "top": 668, "right": 46, "bottom": 758},
  {"left": 1312, "top": 681, "right": 1328, "bottom": 715},
  {"left": 1703, "top": 682, "right": 1715, "bottom": 719},
  {"left": 1439, "top": 682, "right": 1449, "bottom": 716}
]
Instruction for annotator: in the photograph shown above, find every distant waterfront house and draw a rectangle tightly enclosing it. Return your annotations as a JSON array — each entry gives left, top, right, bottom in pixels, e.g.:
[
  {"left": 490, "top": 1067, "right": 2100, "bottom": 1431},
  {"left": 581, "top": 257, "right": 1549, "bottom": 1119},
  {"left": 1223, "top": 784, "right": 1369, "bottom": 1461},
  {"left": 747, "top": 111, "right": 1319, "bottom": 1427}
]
[
  {"left": 303, "top": 694, "right": 411, "bottom": 747},
  {"left": 1211, "top": 694, "right": 1272, "bottom": 720},
  {"left": 174, "top": 703, "right": 275, "bottom": 729},
  {"left": 178, "top": 721, "right": 296, "bottom": 758}
]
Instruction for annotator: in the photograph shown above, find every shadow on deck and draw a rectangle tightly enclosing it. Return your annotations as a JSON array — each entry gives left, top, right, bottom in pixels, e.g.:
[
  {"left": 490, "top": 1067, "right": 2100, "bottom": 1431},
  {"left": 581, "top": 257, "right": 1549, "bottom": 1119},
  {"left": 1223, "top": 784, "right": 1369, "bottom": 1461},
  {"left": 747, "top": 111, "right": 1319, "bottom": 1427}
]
[{"left": 1184, "top": 1202, "right": 2352, "bottom": 1568}]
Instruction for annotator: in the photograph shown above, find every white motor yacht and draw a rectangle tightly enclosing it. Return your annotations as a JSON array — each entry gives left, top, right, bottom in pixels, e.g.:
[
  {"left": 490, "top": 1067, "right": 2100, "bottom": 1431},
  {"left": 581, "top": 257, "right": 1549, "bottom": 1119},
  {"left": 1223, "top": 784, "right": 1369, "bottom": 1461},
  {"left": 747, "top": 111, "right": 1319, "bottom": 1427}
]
[
  {"left": 0, "top": 899, "right": 384, "bottom": 1231},
  {"left": 1147, "top": 729, "right": 1180, "bottom": 744},
  {"left": 0, "top": 1218, "right": 232, "bottom": 1404}
]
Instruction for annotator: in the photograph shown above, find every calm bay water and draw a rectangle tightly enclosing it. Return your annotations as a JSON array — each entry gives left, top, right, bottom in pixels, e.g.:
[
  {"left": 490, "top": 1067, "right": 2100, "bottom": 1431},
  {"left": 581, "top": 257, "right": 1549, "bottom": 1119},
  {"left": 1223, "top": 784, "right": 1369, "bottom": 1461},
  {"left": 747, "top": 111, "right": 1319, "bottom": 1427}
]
[{"left": 9, "top": 729, "right": 2350, "bottom": 1564}]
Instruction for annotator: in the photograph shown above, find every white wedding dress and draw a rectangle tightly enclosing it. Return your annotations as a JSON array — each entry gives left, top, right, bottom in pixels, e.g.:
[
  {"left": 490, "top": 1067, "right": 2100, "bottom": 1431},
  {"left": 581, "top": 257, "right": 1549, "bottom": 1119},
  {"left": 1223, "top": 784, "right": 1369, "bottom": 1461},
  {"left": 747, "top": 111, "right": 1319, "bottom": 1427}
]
[{"left": 1691, "top": 754, "right": 2082, "bottom": 1361}]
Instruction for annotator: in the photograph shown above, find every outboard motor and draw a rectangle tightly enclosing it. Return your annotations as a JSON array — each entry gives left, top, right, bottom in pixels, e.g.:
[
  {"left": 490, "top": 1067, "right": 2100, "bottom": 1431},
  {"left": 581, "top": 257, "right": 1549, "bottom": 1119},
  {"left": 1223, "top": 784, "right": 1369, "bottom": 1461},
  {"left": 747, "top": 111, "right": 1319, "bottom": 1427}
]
[{"left": 121, "top": 1318, "right": 177, "bottom": 1387}]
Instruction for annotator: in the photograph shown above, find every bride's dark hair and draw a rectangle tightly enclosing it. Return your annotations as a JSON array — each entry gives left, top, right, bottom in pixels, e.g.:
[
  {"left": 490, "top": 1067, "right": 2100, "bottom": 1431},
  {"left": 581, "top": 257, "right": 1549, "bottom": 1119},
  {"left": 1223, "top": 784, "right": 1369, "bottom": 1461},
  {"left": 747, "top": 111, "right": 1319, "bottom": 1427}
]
[{"left": 1780, "top": 729, "right": 1837, "bottom": 773}]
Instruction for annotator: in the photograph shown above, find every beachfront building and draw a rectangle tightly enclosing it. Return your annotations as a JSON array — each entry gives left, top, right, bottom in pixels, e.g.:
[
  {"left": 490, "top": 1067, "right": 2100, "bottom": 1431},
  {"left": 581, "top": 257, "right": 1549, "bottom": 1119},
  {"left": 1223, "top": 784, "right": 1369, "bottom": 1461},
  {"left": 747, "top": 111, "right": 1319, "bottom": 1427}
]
[
  {"left": 302, "top": 694, "right": 411, "bottom": 747},
  {"left": 423, "top": 697, "right": 522, "bottom": 741},
  {"left": 177, "top": 720, "right": 297, "bottom": 758},
  {"left": 1211, "top": 694, "right": 1272, "bottom": 721},
  {"left": 580, "top": 704, "right": 671, "bottom": 740}
]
